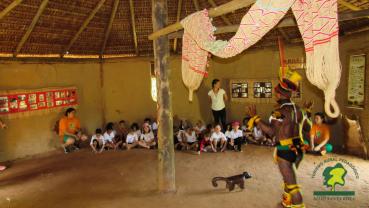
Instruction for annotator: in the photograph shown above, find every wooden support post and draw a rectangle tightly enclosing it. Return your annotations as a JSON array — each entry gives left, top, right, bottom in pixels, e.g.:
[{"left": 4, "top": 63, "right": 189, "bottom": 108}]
[
  {"left": 152, "top": 0, "right": 176, "bottom": 193},
  {"left": 62, "top": 0, "right": 106, "bottom": 57},
  {"left": 149, "top": 0, "right": 256, "bottom": 40},
  {"left": 192, "top": 0, "right": 200, "bottom": 11},
  {"left": 0, "top": 0, "right": 23, "bottom": 20},
  {"left": 14, "top": 0, "right": 49, "bottom": 57},
  {"left": 208, "top": 0, "right": 232, "bottom": 25},
  {"left": 100, "top": 0, "right": 119, "bottom": 58},
  {"left": 129, "top": 0, "right": 139, "bottom": 55},
  {"left": 99, "top": 60, "right": 106, "bottom": 126},
  {"left": 173, "top": 0, "right": 183, "bottom": 52}
]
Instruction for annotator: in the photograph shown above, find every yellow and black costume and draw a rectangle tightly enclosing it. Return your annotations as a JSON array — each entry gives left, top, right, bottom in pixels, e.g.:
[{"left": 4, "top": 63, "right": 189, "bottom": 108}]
[{"left": 247, "top": 68, "right": 309, "bottom": 208}]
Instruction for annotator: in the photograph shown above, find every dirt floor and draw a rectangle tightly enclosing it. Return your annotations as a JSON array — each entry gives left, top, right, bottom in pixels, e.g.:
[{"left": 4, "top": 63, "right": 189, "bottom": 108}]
[{"left": 0, "top": 145, "right": 368, "bottom": 208}]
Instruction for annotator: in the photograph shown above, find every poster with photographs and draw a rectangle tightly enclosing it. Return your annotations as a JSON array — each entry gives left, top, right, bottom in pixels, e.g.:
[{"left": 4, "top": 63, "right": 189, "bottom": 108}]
[
  {"left": 231, "top": 83, "right": 248, "bottom": 98},
  {"left": 0, "top": 97, "right": 9, "bottom": 113},
  {"left": 230, "top": 80, "right": 250, "bottom": 102},
  {"left": 29, "top": 94, "right": 37, "bottom": 104},
  {"left": 348, "top": 54, "right": 366, "bottom": 108},
  {"left": 230, "top": 79, "right": 278, "bottom": 103},
  {"left": 253, "top": 82, "right": 273, "bottom": 98},
  {"left": 0, "top": 87, "right": 78, "bottom": 118}
]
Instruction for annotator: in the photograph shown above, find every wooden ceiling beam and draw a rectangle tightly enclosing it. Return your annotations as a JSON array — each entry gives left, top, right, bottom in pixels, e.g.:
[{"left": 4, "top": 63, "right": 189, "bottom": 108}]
[
  {"left": 192, "top": 0, "right": 200, "bottom": 11},
  {"left": 208, "top": 0, "right": 232, "bottom": 25},
  {"left": 0, "top": 0, "right": 24, "bottom": 20},
  {"left": 62, "top": 0, "right": 107, "bottom": 57},
  {"left": 101, "top": 0, "right": 119, "bottom": 58},
  {"left": 338, "top": 0, "right": 369, "bottom": 18},
  {"left": 149, "top": 0, "right": 256, "bottom": 40},
  {"left": 168, "top": 17, "right": 296, "bottom": 39},
  {"left": 149, "top": 0, "right": 369, "bottom": 40},
  {"left": 173, "top": 0, "right": 183, "bottom": 52},
  {"left": 345, "top": 25, "right": 369, "bottom": 35},
  {"left": 14, "top": 0, "right": 48, "bottom": 57},
  {"left": 278, "top": 28, "right": 290, "bottom": 43},
  {"left": 167, "top": 9, "right": 369, "bottom": 39},
  {"left": 338, "top": 0, "right": 361, "bottom": 11},
  {"left": 128, "top": 0, "right": 139, "bottom": 55},
  {"left": 339, "top": 8, "right": 369, "bottom": 21}
]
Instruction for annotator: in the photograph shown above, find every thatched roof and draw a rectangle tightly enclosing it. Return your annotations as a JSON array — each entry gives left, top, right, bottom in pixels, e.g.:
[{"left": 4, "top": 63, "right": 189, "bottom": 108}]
[{"left": 0, "top": 0, "right": 369, "bottom": 59}]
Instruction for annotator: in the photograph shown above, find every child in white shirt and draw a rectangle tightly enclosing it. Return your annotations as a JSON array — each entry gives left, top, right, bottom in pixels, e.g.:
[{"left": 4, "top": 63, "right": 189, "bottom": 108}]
[
  {"left": 194, "top": 120, "right": 206, "bottom": 136},
  {"left": 126, "top": 126, "right": 148, "bottom": 150},
  {"left": 210, "top": 124, "right": 227, "bottom": 152},
  {"left": 176, "top": 126, "right": 198, "bottom": 151},
  {"left": 253, "top": 126, "right": 266, "bottom": 144},
  {"left": 90, "top": 128, "right": 105, "bottom": 154},
  {"left": 104, "top": 122, "right": 122, "bottom": 150},
  {"left": 140, "top": 123, "right": 156, "bottom": 149},
  {"left": 175, "top": 129, "right": 185, "bottom": 150},
  {"left": 144, "top": 118, "right": 158, "bottom": 135},
  {"left": 131, "top": 123, "right": 141, "bottom": 138},
  {"left": 184, "top": 126, "right": 198, "bottom": 150},
  {"left": 224, "top": 123, "right": 232, "bottom": 140},
  {"left": 227, "top": 121, "right": 244, "bottom": 152}
]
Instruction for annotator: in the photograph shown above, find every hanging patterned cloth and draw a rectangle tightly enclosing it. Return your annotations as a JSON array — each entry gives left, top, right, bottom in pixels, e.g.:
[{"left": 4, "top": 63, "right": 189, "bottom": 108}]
[{"left": 181, "top": 0, "right": 341, "bottom": 118}]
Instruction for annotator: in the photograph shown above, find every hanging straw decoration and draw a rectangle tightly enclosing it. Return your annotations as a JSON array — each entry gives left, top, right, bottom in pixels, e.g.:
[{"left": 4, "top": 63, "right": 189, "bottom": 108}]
[
  {"left": 182, "top": 27, "right": 211, "bottom": 101},
  {"left": 292, "top": 0, "right": 341, "bottom": 118},
  {"left": 181, "top": 0, "right": 341, "bottom": 117}
]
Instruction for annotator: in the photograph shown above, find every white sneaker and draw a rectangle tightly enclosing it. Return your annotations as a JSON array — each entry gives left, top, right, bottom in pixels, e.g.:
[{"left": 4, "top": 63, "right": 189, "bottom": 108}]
[{"left": 63, "top": 147, "right": 69, "bottom": 154}]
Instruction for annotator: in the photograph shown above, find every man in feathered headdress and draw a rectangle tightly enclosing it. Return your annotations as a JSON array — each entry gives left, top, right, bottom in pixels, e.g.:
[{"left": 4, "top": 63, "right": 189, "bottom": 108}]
[{"left": 247, "top": 67, "right": 310, "bottom": 208}]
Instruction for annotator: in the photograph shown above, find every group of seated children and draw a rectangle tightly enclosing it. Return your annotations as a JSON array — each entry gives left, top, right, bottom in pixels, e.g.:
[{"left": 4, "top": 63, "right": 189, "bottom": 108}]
[
  {"left": 89, "top": 119, "right": 158, "bottom": 154},
  {"left": 175, "top": 120, "right": 246, "bottom": 154},
  {"left": 87, "top": 109, "right": 332, "bottom": 156}
]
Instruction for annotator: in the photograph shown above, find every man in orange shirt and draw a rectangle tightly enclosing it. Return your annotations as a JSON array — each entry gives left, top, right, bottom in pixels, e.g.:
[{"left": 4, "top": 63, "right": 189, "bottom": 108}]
[
  {"left": 0, "top": 119, "right": 7, "bottom": 171},
  {"left": 310, "top": 112, "right": 332, "bottom": 156},
  {"left": 59, "top": 108, "right": 87, "bottom": 153}
]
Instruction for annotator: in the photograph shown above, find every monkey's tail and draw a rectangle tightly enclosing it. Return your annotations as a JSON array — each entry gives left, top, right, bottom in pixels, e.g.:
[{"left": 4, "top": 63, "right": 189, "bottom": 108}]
[{"left": 212, "top": 177, "right": 228, "bottom": 187}]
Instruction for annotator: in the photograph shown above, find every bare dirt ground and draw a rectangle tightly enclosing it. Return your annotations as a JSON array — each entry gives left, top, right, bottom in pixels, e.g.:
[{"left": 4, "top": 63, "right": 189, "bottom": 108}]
[{"left": 0, "top": 145, "right": 368, "bottom": 208}]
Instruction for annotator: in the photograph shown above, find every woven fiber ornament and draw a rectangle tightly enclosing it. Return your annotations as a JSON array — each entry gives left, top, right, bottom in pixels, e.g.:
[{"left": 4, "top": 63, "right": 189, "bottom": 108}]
[
  {"left": 182, "top": 25, "right": 212, "bottom": 101},
  {"left": 181, "top": 0, "right": 341, "bottom": 118}
]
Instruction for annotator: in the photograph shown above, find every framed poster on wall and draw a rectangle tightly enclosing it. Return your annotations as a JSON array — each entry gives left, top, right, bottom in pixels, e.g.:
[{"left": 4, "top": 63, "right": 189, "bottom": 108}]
[
  {"left": 0, "top": 87, "right": 78, "bottom": 119},
  {"left": 230, "top": 79, "right": 279, "bottom": 103},
  {"left": 347, "top": 54, "right": 366, "bottom": 108},
  {"left": 253, "top": 81, "right": 273, "bottom": 98},
  {"left": 230, "top": 80, "right": 249, "bottom": 102},
  {"left": 232, "top": 82, "right": 248, "bottom": 98}
]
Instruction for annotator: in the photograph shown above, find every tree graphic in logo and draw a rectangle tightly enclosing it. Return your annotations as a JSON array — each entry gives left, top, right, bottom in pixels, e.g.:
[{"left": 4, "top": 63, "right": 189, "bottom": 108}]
[{"left": 322, "top": 163, "right": 347, "bottom": 191}]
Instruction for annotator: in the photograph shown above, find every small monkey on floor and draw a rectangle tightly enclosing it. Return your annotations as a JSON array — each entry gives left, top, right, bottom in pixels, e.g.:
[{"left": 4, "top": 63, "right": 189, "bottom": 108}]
[{"left": 212, "top": 172, "right": 252, "bottom": 191}]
